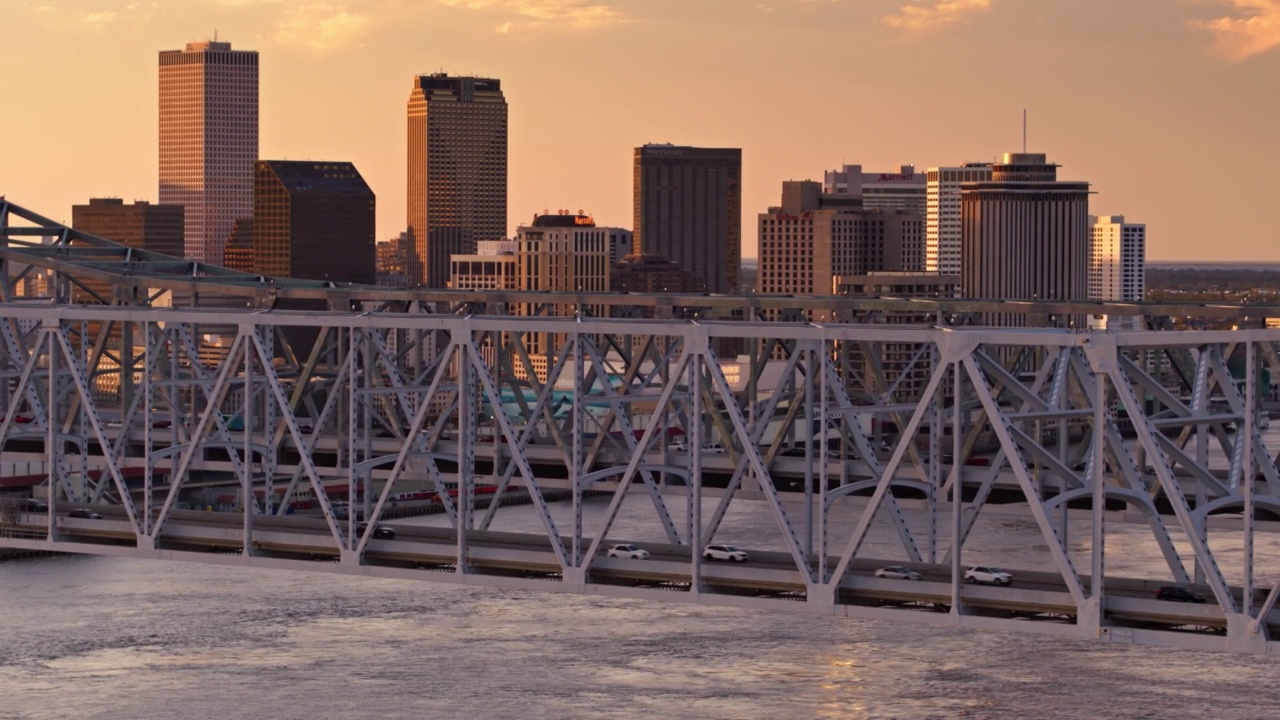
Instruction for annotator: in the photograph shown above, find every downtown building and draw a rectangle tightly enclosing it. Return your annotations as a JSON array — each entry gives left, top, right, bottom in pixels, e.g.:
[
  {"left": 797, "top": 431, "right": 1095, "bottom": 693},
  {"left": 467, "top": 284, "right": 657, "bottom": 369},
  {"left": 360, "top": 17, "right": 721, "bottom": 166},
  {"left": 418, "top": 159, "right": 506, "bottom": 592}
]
[
  {"left": 407, "top": 74, "right": 508, "bottom": 288},
  {"left": 925, "top": 163, "right": 993, "bottom": 275},
  {"left": 1088, "top": 215, "right": 1147, "bottom": 330},
  {"left": 824, "top": 165, "right": 927, "bottom": 214},
  {"left": 158, "top": 40, "right": 258, "bottom": 267},
  {"left": 253, "top": 160, "right": 376, "bottom": 283},
  {"left": 71, "top": 198, "right": 185, "bottom": 307},
  {"left": 757, "top": 179, "right": 937, "bottom": 399},
  {"left": 960, "top": 153, "right": 1091, "bottom": 327},
  {"left": 633, "top": 144, "right": 741, "bottom": 294},
  {"left": 757, "top": 180, "right": 926, "bottom": 312},
  {"left": 72, "top": 198, "right": 184, "bottom": 257}
]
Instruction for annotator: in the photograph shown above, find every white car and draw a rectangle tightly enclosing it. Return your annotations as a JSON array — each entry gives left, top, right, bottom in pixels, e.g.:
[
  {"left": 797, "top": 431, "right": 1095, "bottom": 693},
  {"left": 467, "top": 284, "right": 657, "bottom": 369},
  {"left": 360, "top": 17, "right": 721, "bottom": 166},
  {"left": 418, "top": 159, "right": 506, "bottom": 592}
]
[
  {"left": 875, "top": 565, "right": 922, "bottom": 581},
  {"left": 964, "top": 566, "right": 1013, "bottom": 586},
  {"left": 701, "top": 444, "right": 727, "bottom": 454},
  {"left": 703, "top": 544, "right": 748, "bottom": 562},
  {"left": 669, "top": 441, "right": 689, "bottom": 452},
  {"left": 607, "top": 543, "right": 650, "bottom": 560}
]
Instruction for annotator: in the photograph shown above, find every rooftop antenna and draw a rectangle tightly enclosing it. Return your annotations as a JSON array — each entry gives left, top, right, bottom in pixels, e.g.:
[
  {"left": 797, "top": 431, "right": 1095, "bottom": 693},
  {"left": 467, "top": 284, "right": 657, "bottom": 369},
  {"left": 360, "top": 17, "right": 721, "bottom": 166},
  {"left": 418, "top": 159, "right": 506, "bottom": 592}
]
[
  {"left": 1022, "top": 109, "right": 1027, "bottom": 153},
  {"left": 214, "top": 28, "right": 218, "bottom": 42}
]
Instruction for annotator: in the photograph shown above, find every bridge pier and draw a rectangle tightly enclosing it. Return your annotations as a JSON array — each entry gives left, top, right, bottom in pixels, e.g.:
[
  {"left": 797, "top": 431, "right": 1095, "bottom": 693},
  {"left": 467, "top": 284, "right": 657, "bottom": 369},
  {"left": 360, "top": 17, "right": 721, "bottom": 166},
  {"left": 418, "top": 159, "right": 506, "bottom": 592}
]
[
  {"left": 807, "top": 583, "right": 835, "bottom": 614},
  {"left": 339, "top": 548, "right": 361, "bottom": 567},
  {"left": 1078, "top": 596, "right": 1103, "bottom": 639},
  {"left": 136, "top": 534, "right": 155, "bottom": 552},
  {"left": 562, "top": 566, "right": 587, "bottom": 593}
]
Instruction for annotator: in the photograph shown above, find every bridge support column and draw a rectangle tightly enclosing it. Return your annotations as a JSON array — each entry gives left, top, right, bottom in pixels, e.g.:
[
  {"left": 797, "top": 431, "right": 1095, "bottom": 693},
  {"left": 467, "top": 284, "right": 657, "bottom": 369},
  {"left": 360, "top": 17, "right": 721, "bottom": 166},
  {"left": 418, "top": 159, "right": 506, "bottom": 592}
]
[
  {"left": 1078, "top": 596, "right": 1102, "bottom": 638},
  {"left": 136, "top": 534, "right": 155, "bottom": 552},
  {"left": 808, "top": 583, "right": 835, "bottom": 614},
  {"left": 340, "top": 548, "right": 362, "bottom": 567},
  {"left": 1226, "top": 613, "right": 1271, "bottom": 655},
  {"left": 562, "top": 567, "right": 587, "bottom": 593}
]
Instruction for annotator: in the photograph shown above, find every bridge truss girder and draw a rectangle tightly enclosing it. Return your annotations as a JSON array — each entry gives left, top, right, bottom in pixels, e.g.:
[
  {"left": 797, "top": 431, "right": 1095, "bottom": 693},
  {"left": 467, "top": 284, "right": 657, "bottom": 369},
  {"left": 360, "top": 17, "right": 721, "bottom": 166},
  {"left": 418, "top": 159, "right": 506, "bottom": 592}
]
[{"left": 1, "top": 305, "right": 1279, "bottom": 654}]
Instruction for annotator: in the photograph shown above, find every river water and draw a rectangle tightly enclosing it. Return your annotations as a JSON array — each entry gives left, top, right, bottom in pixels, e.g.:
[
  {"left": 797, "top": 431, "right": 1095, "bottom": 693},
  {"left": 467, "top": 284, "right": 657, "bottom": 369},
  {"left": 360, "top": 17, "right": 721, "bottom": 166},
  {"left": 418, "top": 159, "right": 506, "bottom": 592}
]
[{"left": 3, "top": 495, "right": 1280, "bottom": 719}]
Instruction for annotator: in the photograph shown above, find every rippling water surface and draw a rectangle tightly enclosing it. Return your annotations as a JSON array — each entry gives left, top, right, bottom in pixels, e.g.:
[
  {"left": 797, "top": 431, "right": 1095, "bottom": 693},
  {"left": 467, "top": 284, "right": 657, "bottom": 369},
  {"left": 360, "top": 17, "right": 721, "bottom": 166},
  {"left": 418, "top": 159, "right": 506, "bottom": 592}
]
[{"left": 3, "top": 496, "right": 1279, "bottom": 720}]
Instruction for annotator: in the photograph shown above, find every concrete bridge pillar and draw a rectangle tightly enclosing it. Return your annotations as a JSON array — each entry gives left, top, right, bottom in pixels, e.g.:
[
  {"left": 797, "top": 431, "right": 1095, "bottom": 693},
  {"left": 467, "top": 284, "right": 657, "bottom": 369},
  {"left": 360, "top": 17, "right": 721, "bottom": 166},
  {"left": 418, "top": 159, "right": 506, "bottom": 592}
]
[{"left": 562, "top": 566, "right": 587, "bottom": 593}]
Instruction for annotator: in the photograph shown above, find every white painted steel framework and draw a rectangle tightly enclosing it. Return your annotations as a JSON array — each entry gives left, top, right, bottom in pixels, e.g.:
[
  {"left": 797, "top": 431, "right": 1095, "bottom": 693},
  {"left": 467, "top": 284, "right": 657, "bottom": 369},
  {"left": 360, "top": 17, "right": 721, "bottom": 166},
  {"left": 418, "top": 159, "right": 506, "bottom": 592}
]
[
  {"left": 0, "top": 303, "right": 1279, "bottom": 654},
  {"left": 3, "top": 198, "right": 1280, "bottom": 654}
]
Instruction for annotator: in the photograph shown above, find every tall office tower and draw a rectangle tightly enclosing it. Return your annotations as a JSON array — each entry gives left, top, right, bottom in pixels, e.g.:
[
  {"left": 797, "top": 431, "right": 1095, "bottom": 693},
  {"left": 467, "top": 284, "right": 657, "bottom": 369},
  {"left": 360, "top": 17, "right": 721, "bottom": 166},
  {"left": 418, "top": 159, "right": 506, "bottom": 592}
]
[
  {"left": 960, "top": 153, "right": 1090, "bottom": 327},
  {"left": 633, "top": 144, "right": 741, "bottom": 294},
  {"left": 925, "top": 163, "right": 992, "bottom": 274},
  {"left": 72, "top": 198, "right": 185, "bottom": 257},
  {"left": 1088, "top": 215, "right": 1146, "bottom": 330},
  {"left": 253, "top": 160, "right": 376, "bottom": 283},
  {"left": 407, "top": 74, "right": 508, "bottom": 288},
  {"left": 757, "top": 180, "right": 926, "bottom": 315},
  {"left": 824, "top": 165, "right": 926, "bottom": 213},
  {"left": 158, "top": 40, "right": 258, "bottom": 267}
]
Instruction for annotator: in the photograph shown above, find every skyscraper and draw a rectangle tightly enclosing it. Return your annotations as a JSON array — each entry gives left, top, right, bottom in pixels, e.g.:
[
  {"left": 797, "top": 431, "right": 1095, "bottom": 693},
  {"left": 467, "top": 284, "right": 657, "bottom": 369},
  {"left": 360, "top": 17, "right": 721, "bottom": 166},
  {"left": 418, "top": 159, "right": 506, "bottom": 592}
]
[
  {"left": 407, "top": 74, "right": 508, "bottom": 288},
  {"left": 253, "top": 160, "right": 376, "bottom": 283},
  {"left": 1088, "top": 215, "right": 1146, "bottom": 330},
  {"left": 960, "top": 153, "right": 1090, "bottom": 326},
  {"left": 158, "top": 40, "right": 259, "bottom": 267},
  {"left": 925, "top": 163, "right": 992, "bottom": 274},
  {"left": 633, "top": 144, "right": 741, "bottom": 294}
]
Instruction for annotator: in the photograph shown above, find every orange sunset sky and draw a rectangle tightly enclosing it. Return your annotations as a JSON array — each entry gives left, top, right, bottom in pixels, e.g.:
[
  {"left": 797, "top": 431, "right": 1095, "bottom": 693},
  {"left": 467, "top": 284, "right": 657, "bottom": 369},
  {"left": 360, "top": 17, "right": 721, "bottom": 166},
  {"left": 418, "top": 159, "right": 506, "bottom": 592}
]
[{"left": 1, "top": 0, "right": 1277, "bottom": 261}]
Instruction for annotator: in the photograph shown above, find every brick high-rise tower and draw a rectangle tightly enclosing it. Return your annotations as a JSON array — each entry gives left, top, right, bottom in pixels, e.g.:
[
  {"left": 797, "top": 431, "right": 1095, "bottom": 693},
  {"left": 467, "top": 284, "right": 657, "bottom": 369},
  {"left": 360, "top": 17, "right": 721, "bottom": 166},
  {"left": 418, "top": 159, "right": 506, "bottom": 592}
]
[{"left": 158, "top": 40, "right": 259, "bottom": 267}]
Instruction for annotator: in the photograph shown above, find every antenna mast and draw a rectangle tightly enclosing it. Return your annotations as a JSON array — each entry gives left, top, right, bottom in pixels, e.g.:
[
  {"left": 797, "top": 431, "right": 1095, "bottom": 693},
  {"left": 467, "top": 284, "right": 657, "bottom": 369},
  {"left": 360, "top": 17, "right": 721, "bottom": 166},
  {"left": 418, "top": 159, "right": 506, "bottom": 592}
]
[{"left": 1022, "top": 109, "right": 1027, "bottom": 153}]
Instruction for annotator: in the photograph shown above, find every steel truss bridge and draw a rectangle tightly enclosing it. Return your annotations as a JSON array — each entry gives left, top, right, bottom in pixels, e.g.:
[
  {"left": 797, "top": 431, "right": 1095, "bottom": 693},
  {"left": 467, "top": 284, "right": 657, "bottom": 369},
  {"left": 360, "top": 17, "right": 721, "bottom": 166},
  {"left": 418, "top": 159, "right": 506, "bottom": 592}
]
[{"left": 4, "top": 200, "right": 1280, "bottom": 655}]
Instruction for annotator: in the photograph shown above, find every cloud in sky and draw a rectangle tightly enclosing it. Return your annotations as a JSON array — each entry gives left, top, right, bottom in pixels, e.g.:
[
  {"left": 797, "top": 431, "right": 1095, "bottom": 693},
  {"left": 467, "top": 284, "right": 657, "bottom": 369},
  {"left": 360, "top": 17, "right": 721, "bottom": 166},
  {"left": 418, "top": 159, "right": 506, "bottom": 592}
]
[
  {"left": 434, "top": 0, "right": 631, "bottom": 32},
  {"left": 272, "top": 4, "right": 371, "bottom": 51},
  {"left": 1190, "top": 0, "right": 1280, "bottom": 61},
  {"left": 79, "top": 10, "right": 118, "bottom": 26},
  {"left": 881, "top": 0, "right": 992, "bottom": 33}
]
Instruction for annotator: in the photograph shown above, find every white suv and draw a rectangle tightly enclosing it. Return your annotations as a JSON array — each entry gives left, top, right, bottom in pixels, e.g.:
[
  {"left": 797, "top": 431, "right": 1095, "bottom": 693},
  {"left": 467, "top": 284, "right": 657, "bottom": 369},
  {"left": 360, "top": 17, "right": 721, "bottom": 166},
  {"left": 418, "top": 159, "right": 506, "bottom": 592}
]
[
  {"left": 703, "top": 544, "right": 748, "bottom": 562},
  {"left": 964, "top": 566, "right": 1013, "bottom": 586},
  {"left": 607, "top": 543, "right": 650, "bottom": 560}
]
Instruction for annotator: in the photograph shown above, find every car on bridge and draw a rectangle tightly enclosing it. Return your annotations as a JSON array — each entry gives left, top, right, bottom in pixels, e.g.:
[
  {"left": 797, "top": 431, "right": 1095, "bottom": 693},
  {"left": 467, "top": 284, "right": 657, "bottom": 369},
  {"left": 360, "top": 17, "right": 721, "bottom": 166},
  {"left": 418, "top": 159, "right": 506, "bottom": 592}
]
[
  {"left": 875, "top": 565, "right": 922, "bottom": 581},
  {"left": 357, "top": 522, "right": 396, "bottom": 540},
  {"left": 68, "top": 509, "right": 102, "bottom": 519},
  {"left": 1155, "top": 586, "right": 1206, "bottom": 603},
  {"left": 607, "top": 544, "right": 650, "bottom": 560},
  {"left": 964, "top": 566, "right": 1012, "bottom": 586},
  {"left": 20, "top": 498, "right": 48, "bottom": 512},
  {"left": 703, "top": 544, "right": 748, "bottom": 562}
]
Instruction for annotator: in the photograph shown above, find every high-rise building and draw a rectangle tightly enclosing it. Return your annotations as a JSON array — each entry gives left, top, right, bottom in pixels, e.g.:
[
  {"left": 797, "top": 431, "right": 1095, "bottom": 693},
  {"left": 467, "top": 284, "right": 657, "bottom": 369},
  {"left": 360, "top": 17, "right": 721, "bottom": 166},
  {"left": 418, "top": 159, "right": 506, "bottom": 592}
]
[
  {"left": 376, "top": 231, "right": 413, "bottom": 288},
  {"left": 72, "top": 198, "right": 185, "bottom": 257},
  {"left": 253, "top": 160, "right": 375, "bottom": 283},
  {"left": 158, "top": 40, "right": 258, "bottom": 267},
  {"left": 925, "top": 163, "right": 992, "bottom": 274},
  {"left": 757, "top": 180, "right": 926, "bottom": 316},
  {"left": 515, "top": 213, "right": 614, "bottom": 298},
  {"left": 407, "top": 74, "right": 508, "bottom": 288},
  {"left": 1089, "top": 215, "right": 1146, "bottom": 330},
  {"left": 960, "top": 153, "right": 1090, "bottom": 327},
  {"left": 633, "top": 144, "right": 741, "bottom": 294},
  {"left": 824, "top": 165, "right": 926, "bottom": 213}
]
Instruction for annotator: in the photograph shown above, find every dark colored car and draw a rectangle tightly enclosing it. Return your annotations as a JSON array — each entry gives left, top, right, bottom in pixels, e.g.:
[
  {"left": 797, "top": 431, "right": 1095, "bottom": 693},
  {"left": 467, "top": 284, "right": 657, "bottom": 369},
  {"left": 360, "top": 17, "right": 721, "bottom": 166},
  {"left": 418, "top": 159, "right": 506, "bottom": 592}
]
[
  {"left": 357, "top": 522, "right": 396, "bottom": 540},
  {"left": 69, "top": 509, "right": 103, "bottom": 519},
  {"left": 1156, "top": 586, "right": 1206, "bottom": 603},
  {"left": 21, "top": 498, "right": 49, "bottom": 512}
]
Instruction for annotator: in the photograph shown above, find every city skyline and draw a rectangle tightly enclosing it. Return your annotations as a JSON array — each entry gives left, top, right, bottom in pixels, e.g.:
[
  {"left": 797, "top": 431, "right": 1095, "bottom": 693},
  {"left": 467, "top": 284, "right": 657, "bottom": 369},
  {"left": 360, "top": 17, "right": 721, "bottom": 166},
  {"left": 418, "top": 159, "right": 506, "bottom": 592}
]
[{"left": 2, "top": 1, "right": 1278, "bottom": 261}]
